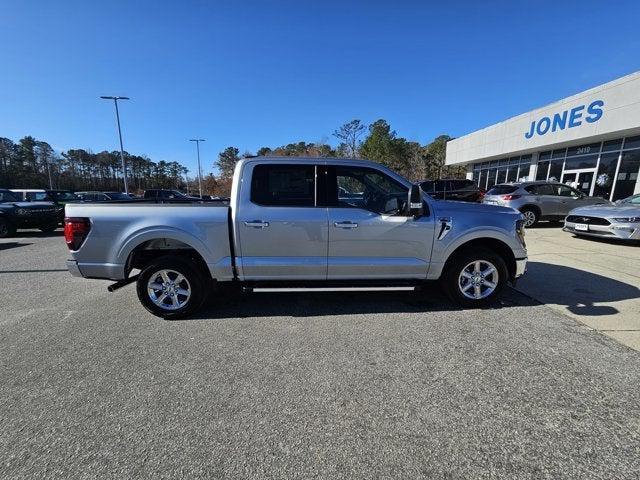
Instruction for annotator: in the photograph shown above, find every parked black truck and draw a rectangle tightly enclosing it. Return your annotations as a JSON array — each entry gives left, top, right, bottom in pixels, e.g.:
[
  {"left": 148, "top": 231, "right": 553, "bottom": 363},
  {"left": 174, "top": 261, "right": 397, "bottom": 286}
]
[{"left": 0, "top": 189, "right": 59, "bottom": 237}]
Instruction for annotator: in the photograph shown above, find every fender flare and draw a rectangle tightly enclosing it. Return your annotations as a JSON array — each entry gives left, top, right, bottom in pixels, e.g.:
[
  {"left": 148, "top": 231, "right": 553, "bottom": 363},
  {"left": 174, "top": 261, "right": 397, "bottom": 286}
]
[{"left": 116, "top": 226, "right": 214, "bottom": 268}]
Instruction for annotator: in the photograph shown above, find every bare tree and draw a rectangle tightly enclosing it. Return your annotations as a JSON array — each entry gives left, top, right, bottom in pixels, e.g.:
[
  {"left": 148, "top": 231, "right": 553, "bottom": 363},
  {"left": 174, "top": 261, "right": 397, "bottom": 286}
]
[{"left": 333, "top": 119, "right": 366, "bottom": 158}]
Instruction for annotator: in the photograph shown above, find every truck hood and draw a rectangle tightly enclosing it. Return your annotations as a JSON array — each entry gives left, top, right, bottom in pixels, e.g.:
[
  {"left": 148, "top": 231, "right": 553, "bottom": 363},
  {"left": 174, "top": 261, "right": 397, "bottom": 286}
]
[
  {"left": 433, "top": 199, "right": 518, "bottom": 216},
  {"left": 569, "top": 203, "right": 640, "bottom": 218}
]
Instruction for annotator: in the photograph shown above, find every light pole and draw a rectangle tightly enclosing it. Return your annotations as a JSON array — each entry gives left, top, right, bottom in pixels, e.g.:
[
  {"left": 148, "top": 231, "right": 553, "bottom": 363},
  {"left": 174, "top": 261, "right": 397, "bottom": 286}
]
[
  {"left": 189, "top": 139, "right": 205, "bottom": 198},
  {"left": 100, "top": 96, "right": 130, "bottom": 194}
]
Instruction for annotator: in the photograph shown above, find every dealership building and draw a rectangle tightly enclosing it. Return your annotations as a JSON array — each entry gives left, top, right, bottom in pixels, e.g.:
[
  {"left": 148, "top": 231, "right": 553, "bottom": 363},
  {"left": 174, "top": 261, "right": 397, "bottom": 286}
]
[{"left": 445, "top": 71, "right": 640, "bottom": 201}]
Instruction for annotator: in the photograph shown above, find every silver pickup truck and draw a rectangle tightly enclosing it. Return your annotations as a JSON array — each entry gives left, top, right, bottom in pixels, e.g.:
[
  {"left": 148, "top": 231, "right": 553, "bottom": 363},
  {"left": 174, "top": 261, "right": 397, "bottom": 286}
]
[{"left": 65, "top": 157, "right": 527, "bottom": 318}]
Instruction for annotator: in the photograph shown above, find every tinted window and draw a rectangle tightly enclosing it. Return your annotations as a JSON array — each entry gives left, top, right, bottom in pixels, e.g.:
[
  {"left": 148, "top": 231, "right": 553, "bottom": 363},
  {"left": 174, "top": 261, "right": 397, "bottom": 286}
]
[
  {"left": 556, "top": 185, "right": 580, "bottom": 197},
  {"left": 486, "top": 185, "right": 517, "bottom": 195},
  {"left": 27, "top": 192, "right": 49, "bottom": 201},
  {"left": 0, "top": 191, "right": 19, "bottom": 202},
  {"left": 602, "top": 139, "right": 623, "bottom": 152},
  {"left": 420, "top": 181, "right": 435, "bottom": 193},
  {"left": 525, "top": 184, "right": 555, "bottom": 195},
  {"left": 251, "top": 164, "right": 315, "bottom": 206},
  {"left": 623, "top": 135, "right": 640, "bottom": 150},
  {"left": 334, "top": 166, "right": 407, "bottom": 215},
  {"left": 566, "top": 143, "right": 600, "bottom": 157}
]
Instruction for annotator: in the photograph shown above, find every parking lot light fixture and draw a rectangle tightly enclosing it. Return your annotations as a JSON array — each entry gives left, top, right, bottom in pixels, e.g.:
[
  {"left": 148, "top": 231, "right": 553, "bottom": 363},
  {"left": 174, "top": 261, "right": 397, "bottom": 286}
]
[
  {"left": 100, "top": 96, "right": 131, "bottom": 194},
  {"left": 189, "top": 139, "right": 205, "bottom": 198}
]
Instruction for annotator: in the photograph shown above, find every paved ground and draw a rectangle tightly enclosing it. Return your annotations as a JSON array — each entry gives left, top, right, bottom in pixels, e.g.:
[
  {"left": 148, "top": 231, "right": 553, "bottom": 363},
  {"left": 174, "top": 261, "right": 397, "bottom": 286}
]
[
  {"left": 518, "top": 225, "right": 640, "bottom": 351},
  {"left": 1, "top": 232, "right": 639, "bottom": 479}
]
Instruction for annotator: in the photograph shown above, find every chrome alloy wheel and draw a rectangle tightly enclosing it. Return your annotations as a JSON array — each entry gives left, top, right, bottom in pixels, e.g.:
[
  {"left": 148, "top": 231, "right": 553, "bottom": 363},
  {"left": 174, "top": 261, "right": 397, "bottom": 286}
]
[
  {"left": 147, "top": 269, "right": 191, "bottom": 311},
  {"left": 458, "top": 260, "right": 499, "bottom": 300},
  {"left": 522, "top": 210, "right": 536, "bottom": 227}
]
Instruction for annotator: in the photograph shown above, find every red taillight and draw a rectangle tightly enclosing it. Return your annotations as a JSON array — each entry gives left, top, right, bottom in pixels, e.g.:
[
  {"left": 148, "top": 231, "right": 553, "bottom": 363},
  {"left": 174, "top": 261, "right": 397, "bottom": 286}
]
[
  {"left": 64, "top": 217, "right": 91, "bottom": 250},
  {"left": 501, "top": 194, "right": 521, "bottom": 201}
]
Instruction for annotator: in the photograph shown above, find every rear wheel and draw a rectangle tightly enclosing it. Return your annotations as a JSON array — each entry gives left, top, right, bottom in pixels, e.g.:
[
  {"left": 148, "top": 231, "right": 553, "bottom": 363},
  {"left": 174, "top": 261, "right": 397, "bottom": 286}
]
[
  {"left": 520, "top": 207, "right": 539, "bottom": 228},
  {"left": 136, "top": 256, "right": 207, "bottom": 319},
  {"left": 0, "top": 218, "right": 15, "bottom": 238},
  {"left": 442, "top": 248, "right": 508, "bottom": 307}
]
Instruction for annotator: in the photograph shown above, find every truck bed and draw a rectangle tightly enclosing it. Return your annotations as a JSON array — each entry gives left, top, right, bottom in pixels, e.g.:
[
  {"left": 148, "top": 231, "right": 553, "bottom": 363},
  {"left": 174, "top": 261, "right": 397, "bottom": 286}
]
[{"left": 65, "top": 202, "right": 233, "bottom": 281}]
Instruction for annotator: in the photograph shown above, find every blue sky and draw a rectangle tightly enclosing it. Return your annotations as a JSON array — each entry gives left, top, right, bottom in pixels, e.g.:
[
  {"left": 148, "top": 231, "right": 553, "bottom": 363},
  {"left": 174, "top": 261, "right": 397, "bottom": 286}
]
[{"left": 1, "top": 0, "right": 639, "bottom": 175}]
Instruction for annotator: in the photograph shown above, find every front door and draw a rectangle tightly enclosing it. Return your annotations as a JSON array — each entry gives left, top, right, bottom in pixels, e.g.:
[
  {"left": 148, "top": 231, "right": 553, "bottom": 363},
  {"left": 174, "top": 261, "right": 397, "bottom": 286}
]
[
  {"left": 561, "top": 169, "right": 596, "bottom": 196},
  {"left": 326, "top": 164, "right": 435, "bottom": 280},
  {"left": 235, "top": 162, "right": 328, "bottom": 280}
]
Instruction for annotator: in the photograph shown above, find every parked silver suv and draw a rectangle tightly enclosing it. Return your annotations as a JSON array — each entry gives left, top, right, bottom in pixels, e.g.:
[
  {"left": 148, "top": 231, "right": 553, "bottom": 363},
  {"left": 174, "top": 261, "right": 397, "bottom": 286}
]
[{"left": 483, "top": 181, "right": 609, "bottom": 227}]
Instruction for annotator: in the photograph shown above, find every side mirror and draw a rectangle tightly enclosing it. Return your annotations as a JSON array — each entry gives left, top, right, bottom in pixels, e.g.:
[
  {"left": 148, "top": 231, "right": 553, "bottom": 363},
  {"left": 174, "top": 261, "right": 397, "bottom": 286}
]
[{"left": 407, "top": 184, "right": 424, "bottom": 218}]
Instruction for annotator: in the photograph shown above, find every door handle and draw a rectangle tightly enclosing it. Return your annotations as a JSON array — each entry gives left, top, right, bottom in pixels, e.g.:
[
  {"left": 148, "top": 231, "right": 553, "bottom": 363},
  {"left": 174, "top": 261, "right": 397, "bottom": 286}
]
[
  {"left": 244, "top": 220, "right": 269, "bottom": 228},
  {"left": 334, "top": 221, "right": 358, "bottom": 229}
]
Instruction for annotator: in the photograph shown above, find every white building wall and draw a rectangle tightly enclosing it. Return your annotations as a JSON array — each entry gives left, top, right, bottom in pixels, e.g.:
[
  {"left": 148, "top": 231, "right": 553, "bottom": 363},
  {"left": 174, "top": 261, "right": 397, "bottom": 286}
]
[{"left": 446, "top": 71, "right": 640, "bottom": 166}]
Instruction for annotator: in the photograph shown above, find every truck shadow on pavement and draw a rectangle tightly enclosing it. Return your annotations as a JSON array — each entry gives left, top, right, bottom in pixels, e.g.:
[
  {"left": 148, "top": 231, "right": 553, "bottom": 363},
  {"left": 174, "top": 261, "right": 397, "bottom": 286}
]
[
  {"left": 0, "top": 242, "right": 32, "bottom": 251},
  {"left": 189, "top": 286, "right": 537, "bottom": 320},
  {"left": 517, "top": 261, "right": 640, "bottom": 316}
]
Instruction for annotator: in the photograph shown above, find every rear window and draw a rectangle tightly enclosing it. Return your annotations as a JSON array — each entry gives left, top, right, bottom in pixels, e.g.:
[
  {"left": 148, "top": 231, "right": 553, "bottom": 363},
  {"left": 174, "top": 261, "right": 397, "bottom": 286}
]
[
  {"left": 251, "top": 164, "right": 315, "bottom": 206},
  {"left": 448, "top": 180, "right": 475, "bottom": 189},
  {"left": 486, "top": 185, "right": 518, "bottom": 195}
]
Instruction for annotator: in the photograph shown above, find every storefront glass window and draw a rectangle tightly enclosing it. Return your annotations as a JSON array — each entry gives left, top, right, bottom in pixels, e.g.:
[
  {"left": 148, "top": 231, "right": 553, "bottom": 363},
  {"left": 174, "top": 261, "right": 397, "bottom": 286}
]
[
  {"left": 613, "top": 150, "right": 640, "bottom": 201},
  {"left": 486, "top": 168, "right": 497, "bottom": 188},
  {"left": 539, "top": 151, "right": 551, "bottom": 161},
  {"left": 564, "top": 154, "right": 598, "bottom": 170},
  {"left": 594, "top": 152, "right": 620, "bottom": 200},
  {"left": 567, "top": 143, "right": 600, "bottom": 157},
  {"left": 535, "top": 161, "right": 549, "bottom": 181},
  {"left": 506, "top": 165, "right": 519, "bottom": 182},
  {"left": 552, "top": 149, "right": 566, "bottom": 159},
  {"left": 623, "top": 135, "right": 640, "bottom": 151},
  {"left": 602, "top": 139, "right": 623, "bottom": 152},
  {"left": 547, "top": 159, "right": 564, "bottom": 182}
]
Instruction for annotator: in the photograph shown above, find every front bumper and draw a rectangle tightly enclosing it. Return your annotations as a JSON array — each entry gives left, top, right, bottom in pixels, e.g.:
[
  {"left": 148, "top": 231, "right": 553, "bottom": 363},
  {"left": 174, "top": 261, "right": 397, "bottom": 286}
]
[
  {"left": 515, "top": 257, "right": 527, "bottom": 278},
  {"left": 563, "top": 220, "right": 640, "bottom": 241}
]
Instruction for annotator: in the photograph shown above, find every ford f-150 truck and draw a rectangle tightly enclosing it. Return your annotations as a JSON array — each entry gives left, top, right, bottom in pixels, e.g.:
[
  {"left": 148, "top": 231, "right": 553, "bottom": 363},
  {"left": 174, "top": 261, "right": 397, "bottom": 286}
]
[{"left": 65, "top": 157, "right": 528, "bottom": 318}]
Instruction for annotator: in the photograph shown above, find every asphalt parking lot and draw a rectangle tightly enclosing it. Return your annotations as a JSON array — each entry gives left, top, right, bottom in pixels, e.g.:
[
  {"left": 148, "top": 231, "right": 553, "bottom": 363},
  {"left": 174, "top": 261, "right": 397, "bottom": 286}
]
[{"left": 1, "top": 231, "right": 639, "bottom": 479}]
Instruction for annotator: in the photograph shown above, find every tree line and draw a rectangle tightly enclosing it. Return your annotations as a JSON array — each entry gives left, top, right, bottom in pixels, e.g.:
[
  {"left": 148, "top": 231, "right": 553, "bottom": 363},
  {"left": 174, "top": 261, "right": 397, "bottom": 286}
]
[
  {"left": 213, "top": 119, "right": 465, "bottom": 196},
  {"left": 0, "top": 136, "right": 190, "bottom": 193},
  {"left": 1, "top": 119, "right": 464, "bottom": 196}
]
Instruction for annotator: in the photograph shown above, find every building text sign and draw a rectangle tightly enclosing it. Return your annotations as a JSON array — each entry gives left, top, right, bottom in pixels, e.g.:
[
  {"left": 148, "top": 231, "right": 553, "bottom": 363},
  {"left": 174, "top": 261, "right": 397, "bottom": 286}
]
[{"left": 525, "top": 100, "right": 604, "bottom": 139}]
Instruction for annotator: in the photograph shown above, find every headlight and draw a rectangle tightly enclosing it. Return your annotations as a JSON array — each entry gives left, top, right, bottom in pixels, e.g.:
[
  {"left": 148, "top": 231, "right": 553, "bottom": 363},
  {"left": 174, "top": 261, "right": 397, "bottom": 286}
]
[
  {"left": 612, "top": 217, "right": 640, "bottom": 223},
  {"left": 16, "top": 208, "right": 28, "bottom": 215}
]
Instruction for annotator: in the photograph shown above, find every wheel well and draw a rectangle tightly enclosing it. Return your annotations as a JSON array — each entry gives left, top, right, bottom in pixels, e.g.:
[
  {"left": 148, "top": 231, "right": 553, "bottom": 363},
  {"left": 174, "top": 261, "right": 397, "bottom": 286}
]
[
  {"left": 126, "top": 238, "right": 210, "bottom": 279},
  {"left": 519, "top": 204, "right": 541, "bottom": 216},
  {"left": 444, "top": 238, "right": 516, "bottom": 281}
]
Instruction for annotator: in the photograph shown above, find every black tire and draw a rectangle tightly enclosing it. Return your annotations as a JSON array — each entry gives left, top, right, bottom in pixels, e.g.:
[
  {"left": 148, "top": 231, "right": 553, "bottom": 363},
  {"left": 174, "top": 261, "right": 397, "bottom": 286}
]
[
  {"left": 441, "top": 247, "right": 508, "bottom": 308},
  {"left": 0, "top": 218, "right": 16, "bottom": 238},
  {"left": 136, "top": 256, "right": 208, "bottom": 319},
  {"left": 520, "top": 207, "right": 539, "bottom": 228}
]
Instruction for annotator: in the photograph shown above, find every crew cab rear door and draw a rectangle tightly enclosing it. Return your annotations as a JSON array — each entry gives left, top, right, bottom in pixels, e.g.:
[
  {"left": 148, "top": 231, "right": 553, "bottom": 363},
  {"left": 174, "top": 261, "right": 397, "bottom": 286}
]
[
  {"left": 325, "top": 164, "right": 435, "bottom": 280},
  {"left": 234, "top": 162, "right": 328, "bottom": 280}
]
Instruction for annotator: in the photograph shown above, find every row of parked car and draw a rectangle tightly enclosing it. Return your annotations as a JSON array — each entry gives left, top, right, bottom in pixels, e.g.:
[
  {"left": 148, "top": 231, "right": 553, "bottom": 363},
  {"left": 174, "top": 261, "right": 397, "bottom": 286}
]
[
  {"left": 1, "top": 181, "right": 638, "bottom": 242},
  {"left": 0, "top": 188, "right": 229, "bottom": 238}
]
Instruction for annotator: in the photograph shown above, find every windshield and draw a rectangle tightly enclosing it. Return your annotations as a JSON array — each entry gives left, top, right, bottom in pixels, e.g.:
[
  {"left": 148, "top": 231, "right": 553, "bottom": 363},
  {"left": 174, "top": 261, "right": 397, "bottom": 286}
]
[
  {"left": 619, "top": 194, "right": 640, "bottom": 205},
  {"left": 0, "top": 190, "right": 19, "bottom": 203},
  {"left": 50, "top": 191, "right": 80, "bottom": 201}
]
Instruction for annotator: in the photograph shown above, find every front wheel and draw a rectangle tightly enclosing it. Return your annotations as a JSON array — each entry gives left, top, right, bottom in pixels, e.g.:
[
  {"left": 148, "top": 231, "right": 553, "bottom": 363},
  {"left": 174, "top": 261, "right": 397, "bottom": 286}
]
[
  {"left": 442, "top": 248, "right": 508, "bottom": 307},
  {"left": 0, "top": 218, "right": 16, "bottom": 238},
  {"left": 136, "top": 256, "right": 207, "bottom": 319}
]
